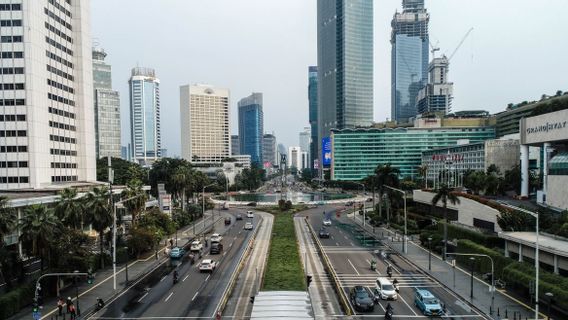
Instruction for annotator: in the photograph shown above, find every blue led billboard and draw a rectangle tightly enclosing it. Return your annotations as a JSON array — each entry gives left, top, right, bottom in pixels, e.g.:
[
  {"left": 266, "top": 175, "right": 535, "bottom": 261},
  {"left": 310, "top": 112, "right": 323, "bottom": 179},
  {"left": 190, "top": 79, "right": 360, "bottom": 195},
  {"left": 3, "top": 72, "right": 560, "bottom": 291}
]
[{"left": 322, "top": 137, "right": 331, "bottom": 167}]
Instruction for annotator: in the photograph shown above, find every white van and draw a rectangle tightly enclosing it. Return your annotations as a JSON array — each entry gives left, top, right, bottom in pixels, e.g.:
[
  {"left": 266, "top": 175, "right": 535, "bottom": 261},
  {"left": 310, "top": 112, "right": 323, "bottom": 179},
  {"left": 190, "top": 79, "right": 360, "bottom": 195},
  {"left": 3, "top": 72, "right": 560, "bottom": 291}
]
[{"left": 375, "top": 277, "right": 398, "bottom": 300}]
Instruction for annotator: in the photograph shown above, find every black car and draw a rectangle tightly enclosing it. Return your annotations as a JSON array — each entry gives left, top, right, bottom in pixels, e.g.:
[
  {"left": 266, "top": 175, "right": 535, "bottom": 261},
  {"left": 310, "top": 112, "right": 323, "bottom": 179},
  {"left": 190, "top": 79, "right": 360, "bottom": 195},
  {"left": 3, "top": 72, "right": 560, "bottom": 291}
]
[
  {"left": 236, "top": 214, "right": 243, "bottom": 220},
  {"left": 318, "top": 228, "right": 330, "bottom": 239},
  {"left": 349, "top": 286, "right": 375, "bottom": 312},
  {"left": 210, "top": 242, "right": 223, "bottom": 254},
  {"left": 224, "top": 217, "right": 231, "bottom": 225}
]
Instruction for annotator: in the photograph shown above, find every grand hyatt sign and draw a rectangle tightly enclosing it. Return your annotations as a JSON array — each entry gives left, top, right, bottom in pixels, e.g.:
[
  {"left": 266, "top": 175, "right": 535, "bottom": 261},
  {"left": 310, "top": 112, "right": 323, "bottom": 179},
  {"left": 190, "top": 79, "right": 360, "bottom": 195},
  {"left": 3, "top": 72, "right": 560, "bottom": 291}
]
[
  {"left": 526, "top": 121, "right": 567, "bottom": 135},
  {"left": 521, "top": 109, "right": 568, "bottom": 144}
]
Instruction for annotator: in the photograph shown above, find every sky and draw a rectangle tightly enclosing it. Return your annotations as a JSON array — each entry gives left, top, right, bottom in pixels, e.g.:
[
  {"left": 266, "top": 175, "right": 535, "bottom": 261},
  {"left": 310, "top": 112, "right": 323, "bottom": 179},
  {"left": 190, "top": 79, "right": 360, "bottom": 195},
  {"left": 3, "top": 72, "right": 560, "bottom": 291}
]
[{"left": 91, "top": 0, "right": 568, "bottom": 157}]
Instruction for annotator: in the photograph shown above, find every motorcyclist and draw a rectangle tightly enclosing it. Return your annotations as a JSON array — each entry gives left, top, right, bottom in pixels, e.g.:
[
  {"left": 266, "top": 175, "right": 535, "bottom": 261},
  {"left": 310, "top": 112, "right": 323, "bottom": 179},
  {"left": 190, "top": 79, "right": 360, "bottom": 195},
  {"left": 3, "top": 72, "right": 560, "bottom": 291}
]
[
  {"left": 385, "top": 303, "right": 394, "bottom": 320},
  {"left": 96, "top": 297, "right": 105, "bottom": 310},
  {"left": 173, "top": 270, "right": 179, "bottom": 283},
  {"left": 387, "top": 265, "right": 393, "bottom": 278},
  {"left": 393, "top": 278, "right": 399, "bottom": 292}
]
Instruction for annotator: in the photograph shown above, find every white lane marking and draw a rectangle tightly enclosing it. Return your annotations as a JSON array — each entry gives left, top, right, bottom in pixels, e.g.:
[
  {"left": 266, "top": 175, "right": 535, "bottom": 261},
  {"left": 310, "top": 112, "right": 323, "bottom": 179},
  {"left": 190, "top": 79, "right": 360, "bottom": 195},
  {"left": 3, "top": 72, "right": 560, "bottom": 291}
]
[
  {"left": 347, "top": 258, "right": 360, "bottom": 276},
  {"left": 182, "top": 274, "right": 189, "bottom": 282},
  {"left": 330, "top": 235, "right": 334, "bottom": 240},
  {"left": 191, "top": 291, "right": 199, "bottom": 301},
  {"left": 159, "top": 276, "right": 166, "bottom": 282},
  {"left": 399, "top": 293, "right": 419, "bottom": 316},
  {"left": 234, "top": 236, "right": 238, "bottom": 240},
  {"left": 344, "top": 235, "right": 349, "bottom": 240},
  {"left": 350, "top": 242, "right": 355, "bottom": 246},
  {"left": 229, "top": 243, "right": 233, "bottom": 247},
  {"left": 336, "top": 242, "right": 340, "bottom": 246},
  {"left": 223, "top": 252, "right": 227, "bottom": 256},
  {"left": 205, "top": 274, "right": 211, "bottom": 282},
  {"left": 365, "top": 259, "right": 382, "bottom": 275},
  {"left": 137, "top": 292, "right": 148, "bottom": 303},
  {"left": 164, "top": 291, "right": 174, "bottom": 302}
]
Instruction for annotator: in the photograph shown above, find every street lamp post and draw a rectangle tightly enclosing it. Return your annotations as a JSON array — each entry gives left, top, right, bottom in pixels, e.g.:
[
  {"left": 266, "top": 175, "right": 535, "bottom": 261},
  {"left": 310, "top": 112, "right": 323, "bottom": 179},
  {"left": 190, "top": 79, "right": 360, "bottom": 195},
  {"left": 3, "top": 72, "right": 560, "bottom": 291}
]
[
  {"left": 447, "top": 253, "right": 495, "bottom": 314},
  {"left": 545, "top": 292, "right": 553, "bottom": 320},
  {"left": 428, "top": 237, "right": 432, "bottom": 271},
  {"left": 124, "top": 246, "right": 129, "bottom": 283},
  {"left": 73, "top": 270, "right": 80, "bottom": 316},
  {"left": 385, "top": 186, "right": 407, "bottom": 254},
  {"left": 202, "top": 183, "right": 216, "bottom": 231},
  {"left": 354, "top": 182, "right": 366, "bottom": 227},
  {"left": 469, "top": 257, "right": 475, "bottom": 300}
]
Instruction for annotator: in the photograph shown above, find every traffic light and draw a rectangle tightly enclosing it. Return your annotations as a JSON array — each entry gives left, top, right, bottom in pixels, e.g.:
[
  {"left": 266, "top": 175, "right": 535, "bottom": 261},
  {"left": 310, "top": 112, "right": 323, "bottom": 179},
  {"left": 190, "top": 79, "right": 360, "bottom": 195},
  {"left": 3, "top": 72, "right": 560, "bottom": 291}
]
[
  {"left": 32, "top": 302, "right": 39, "bottom": 313},
  {"left": 306, "top": 275, "right": 313, "bottom": 287},
  {"left": 87, "top": 271, "right": 94, "bottom": 284}
]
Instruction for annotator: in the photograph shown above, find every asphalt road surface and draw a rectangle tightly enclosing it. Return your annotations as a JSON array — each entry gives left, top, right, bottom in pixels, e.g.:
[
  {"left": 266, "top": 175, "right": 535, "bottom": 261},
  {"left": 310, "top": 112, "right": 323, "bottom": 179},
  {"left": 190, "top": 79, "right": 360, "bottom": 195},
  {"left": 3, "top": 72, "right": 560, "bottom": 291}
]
[{"left": 91, "top": 208, "right": 257, "bottom": 319}]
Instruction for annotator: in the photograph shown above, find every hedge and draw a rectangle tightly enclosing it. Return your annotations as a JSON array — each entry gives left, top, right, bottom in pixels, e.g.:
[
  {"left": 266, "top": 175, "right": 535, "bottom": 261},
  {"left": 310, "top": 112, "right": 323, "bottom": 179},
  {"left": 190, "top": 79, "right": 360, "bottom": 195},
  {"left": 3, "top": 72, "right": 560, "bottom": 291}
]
[
  {"left": 456, "top": 240, "right": 512, "bottom": 277},
  {"left": 0, "top": 283, "right": 34, "bottom": 319},
  {"left": 437, "top": 222, "right": 502, "bottom": 248}
]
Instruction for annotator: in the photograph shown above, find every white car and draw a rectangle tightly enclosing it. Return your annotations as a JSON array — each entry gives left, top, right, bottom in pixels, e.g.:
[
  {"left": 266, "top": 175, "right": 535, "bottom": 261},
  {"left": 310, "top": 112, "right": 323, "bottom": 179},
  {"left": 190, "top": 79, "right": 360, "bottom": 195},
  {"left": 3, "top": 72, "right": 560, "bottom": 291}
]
[
  {"left": 323, "top": 219, "right": 332, "bottom": 226},
  {"left": 244, "top": 222, "right": 254, "bottom": 230},
  {"left": 375, "top": 277, "right": 398, "bottom": 300},
  {"left": 247, "top": 211, "right": 254, "bottom": 218},
  {"left": 199, "top": 259, "right": 217, "bottom": 272},
  {"left": 210, "top": 233, "right": 222, "bottom": 243},
  {"left": 190, "top": 240, "right": 203, "bottom": 252}
]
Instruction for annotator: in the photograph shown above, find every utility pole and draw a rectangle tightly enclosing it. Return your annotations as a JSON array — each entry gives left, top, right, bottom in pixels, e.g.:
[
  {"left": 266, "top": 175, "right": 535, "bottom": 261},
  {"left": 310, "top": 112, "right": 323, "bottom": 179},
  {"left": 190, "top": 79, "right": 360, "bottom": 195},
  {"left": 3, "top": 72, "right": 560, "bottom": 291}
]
[{"left": 108, "top": 156, "right": 117, "bottom": 291}]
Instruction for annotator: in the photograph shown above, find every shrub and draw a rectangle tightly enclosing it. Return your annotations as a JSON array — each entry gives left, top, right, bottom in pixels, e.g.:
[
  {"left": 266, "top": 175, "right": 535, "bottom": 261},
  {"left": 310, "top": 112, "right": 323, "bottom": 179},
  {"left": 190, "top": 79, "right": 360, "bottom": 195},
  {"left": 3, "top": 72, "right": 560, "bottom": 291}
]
[
  {"left": 0, "top": 283, "right": 34, "bottom": 319},
  {"left": 437, "top": 222, "right": 503, "bottom": 248}
]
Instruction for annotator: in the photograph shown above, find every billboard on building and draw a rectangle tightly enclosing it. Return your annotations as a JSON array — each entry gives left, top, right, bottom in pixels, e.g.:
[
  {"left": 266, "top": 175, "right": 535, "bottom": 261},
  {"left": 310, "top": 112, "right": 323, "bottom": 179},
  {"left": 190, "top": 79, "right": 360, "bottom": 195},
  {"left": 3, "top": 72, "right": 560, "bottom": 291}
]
[{"left": 322, "top": 137, "right": 332, "bottom": 167}]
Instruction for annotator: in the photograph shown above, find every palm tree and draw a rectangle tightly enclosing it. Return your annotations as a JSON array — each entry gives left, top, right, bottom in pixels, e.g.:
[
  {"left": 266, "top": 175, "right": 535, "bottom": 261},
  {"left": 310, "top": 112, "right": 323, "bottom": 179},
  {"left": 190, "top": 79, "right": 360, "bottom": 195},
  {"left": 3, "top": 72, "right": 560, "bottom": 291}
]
[
  {"left": 19, "top": 204, "right": 61, "bottom": 271},
  {"left": 431, "top": 184, "right": 460, "bottom": 261},
  {"left": 417, "top": 165, "right": 428, "bottom": 188},
  {"left": 85, "top": 186, "right": 111, "bottom": 269},
  {"left": 55, "top": 188, "right": 83, "bottom": 229},
  {"left": 375, "top": 164, "right": 400, "bottom": 222},
  {"left": 121, "top": 179, "right": 147, "bottom": 227},
  {"left": 0, "top": 196, "right": 15, "bottom": 240}
]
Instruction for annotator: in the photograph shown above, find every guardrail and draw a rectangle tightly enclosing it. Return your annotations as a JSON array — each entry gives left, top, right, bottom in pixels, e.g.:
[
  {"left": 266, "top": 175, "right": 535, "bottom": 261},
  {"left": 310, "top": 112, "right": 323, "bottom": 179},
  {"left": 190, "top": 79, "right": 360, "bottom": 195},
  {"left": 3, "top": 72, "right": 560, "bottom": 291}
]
[
  {"left": 304, "top": 217, "right": 352, "bottom": 316},
  {"left": 213, "top": 216, "right": 264, "bottom": 317}
]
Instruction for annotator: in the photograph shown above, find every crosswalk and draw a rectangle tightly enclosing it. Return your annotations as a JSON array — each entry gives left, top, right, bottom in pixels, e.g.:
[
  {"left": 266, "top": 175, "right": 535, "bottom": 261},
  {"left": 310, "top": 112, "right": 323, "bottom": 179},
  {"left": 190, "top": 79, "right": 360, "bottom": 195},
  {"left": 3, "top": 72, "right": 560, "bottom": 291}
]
[{"left": 334, "top": 273, "right": 440, "bottom": 289}]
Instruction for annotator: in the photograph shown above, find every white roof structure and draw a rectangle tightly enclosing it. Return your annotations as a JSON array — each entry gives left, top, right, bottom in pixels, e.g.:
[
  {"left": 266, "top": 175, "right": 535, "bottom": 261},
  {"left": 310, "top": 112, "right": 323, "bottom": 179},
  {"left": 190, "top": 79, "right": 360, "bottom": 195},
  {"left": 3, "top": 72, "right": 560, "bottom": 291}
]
[
  {"left": 499, "top": 232, "right": 568, "bottom": 258},
  {"left": 250, "top": 291, "right": 314, "bottom": 319}
]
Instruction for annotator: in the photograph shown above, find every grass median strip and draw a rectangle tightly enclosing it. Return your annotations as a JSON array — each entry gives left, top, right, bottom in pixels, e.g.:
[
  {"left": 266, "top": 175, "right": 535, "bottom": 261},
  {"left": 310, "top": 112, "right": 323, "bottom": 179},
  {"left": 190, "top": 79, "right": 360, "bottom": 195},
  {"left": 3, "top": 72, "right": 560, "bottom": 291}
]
[{"left": 262, "top": 208, "right": 306, "bottom": 291}]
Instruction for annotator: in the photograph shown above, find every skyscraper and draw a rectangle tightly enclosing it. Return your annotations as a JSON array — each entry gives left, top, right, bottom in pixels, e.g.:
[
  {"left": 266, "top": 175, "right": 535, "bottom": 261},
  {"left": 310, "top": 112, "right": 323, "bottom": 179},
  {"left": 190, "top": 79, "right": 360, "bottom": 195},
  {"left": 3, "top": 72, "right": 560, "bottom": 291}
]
[
  {"left": 0, "top": 0, "right": 96, "bottom": 189},
  {"left": 93, "top": 48, "right": 121, "bottom": 159},
  {"left": 238, "top": 93, "right": 264, "bottom": 164},
  {"left": 317, "top": 0, "right": 373, "bottom": 168},
  {"left": 391, "top": 0, "right": 430, "bottom": 123},
  {"left": 299, "top": 127, "right": 311, "bottom": 169},
  {"left": 262, "top": 133, "right": 276, "bottom": 167},
  {"left": 180, "top": 84, "right": 230, "bottom": 163},
  {"left": 416, "top": 55, "right": 453, "bottom": 115},
  {"left": 129, "top": 67, "right": 161, "bottom": 166},
  {"left": 231, "top": 135, "right": 240, "bottom": 156},
  {"left": 308, "top": 66, "right": 318, "bottom": 169}
]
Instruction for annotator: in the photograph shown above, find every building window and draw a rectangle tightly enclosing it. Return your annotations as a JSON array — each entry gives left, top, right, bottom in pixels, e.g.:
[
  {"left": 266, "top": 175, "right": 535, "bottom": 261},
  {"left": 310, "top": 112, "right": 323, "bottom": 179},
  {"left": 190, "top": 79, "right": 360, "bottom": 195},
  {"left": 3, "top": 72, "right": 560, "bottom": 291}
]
[
  {"left": 0, "top": 20, "right": 22, "bottom": 26},
  {"left": 1, "top": 52, "right": 23, "bottom": 59},
  {"left": 1, "top": 36, "right": 23, "bottom": 43},
  {"left": 0, "top": 4, "right": 21, "bottom": 11}
]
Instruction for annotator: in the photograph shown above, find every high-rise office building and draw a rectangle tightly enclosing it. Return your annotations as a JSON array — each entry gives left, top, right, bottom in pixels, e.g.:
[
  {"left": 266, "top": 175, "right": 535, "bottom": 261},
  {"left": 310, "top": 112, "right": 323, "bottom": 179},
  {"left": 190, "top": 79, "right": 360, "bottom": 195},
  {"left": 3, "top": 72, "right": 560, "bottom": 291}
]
[
  {"left": 0, "top": 0, "right": 96, "bottom": 189},
  {"left": 299, "top": 127, "right": 310, "bottom": 169},
  {"left": 238, "top": 93, "right": 264, "bottom": 164},
  {"left": 231, "top": 135, "right": 240, "bottom": 156},
  {"left": 391, "top": 0, "right": 429, "bottom": 123},
  {"left": 317, "top": 0, "right": 373, "bottom": 168},
  {"left": 288, "top": 146, "right": 302, "bottom": 169},
  {"left": 180, "top": 84, "right": 230, "bottom": 163},
  {"left": 92, "top": 48, "right": 121, "bottom": 159},
  {"left": 262, "top": 133, "right": 276, "bottom": 167},
  {"left": 129, "top": 67, "right": 161, "bottom": 166},
  {"left": 416, "top": 56, "right": 453, "bottom": 115},
  {"left": 308, "top": 66, "right": 318, "bottom": 169}
]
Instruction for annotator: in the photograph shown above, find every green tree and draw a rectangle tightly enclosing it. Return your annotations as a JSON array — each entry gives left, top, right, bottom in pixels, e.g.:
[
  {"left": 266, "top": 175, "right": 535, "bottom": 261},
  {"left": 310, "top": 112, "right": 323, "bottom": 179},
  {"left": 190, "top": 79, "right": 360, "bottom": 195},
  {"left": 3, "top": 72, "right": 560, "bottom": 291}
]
[
  {"left": 374, "top": 164, "right": 400, "bottom": 222},
  {"left": 0, "top": 196, "right": 15, "bottom": 241},
  {"left": 497, "top": 209, "right": 534, "bottom": 232},
  {"left": 504, "top": 165, "right": 522, "bottom": 194},
  {"left": 97, "top": 157, "right": 147, "bottom": 185},
  {"left": 84, "top": 186, "right": 111, "bottom": 269},
  {"left": 54, "top": 188, "right": 83, "bottom": 229},
  {"left": 417, "top": 165, "right": 428, "bottom": 188},
  {"left": 121, "top": 179, "right": 147, "bottom": 227},
  {"left": 431, "top": 184, "right": 460, "bottom": 260},
  {"left": 463, "top": 170, "right": 487, "bottom": 195},
  {"left": 19, "top": 204, "right": 61, "bottom": 271}
]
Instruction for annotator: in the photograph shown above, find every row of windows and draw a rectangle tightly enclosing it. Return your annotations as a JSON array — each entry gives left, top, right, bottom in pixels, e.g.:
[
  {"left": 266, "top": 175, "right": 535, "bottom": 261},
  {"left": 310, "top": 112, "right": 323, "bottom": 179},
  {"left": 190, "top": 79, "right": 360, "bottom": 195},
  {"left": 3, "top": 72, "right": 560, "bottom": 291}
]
[
  {"left": 48, "top": 0, "right": 72, "bottom": 18},
  {"left": 0, "top": 130, "right": 26, "bottom": 137},
  {"left": 1, "top": 67, "right": 24, "bottom": 74},
  {"left": 1, "top": 36, "right": 23, "bottom": 43},
  {"left": 51, "top": 176, "right": 77, "bottom": 182},
  {"left": 46, "top": 50, "right": 73, "bottom": 68},
  {"left": 47, "top": 79, "right": 74, "bottom": 94},
  {"left": 0, "top": 99, "right": 25, "bottom": 106},
  {"left": 45, "top": 22, "right": 72, "bottom": 44},
  {"left": 0, "top": 114, "right": 26, "bottom": 121},
  {"left": 0, "top": 176, "right": 29, "bottom": 184},
  {"left": 48, "top": 93, "right": 75, "bottom": 106},
  {"left": 47, "top": 65, "right": 74, "bottom": 81},
  {"left": 0, "top": 145, "right": 27, "bottom": 152},
  {"left": 44, "top": 7, "right": 72, "bottom": 31},
  {"left": 50, "top": 134, "right": 76, "bottom": 144},
  {"left": 0, "top": 83, "right": 24, "bottom": 90},
  {"left": 0, "top": 19, "right": 22, "bottom": 27},
  {"left": 0, "top": 4, "right": 21, "bottom": 11},
  {"left": 0, "top": 161, "right": 28, "bottom": 168},
  {"left": 48, "top": 106, "right": 75, "bottom": 119},
  {"left": 49, "top": 120, "right": 76, "bottom": 131},
  {"left": 50, "top": 148, "right": 77, "bottom": 156},
  {"left": 51, "top": 162, "right": 77, "bottom": 169},
  {"left": 46, "top": 36, "right": 73, "bottom": 55},
  {"left": 1, "top": 52, "right": 23, "bottom": 59}
]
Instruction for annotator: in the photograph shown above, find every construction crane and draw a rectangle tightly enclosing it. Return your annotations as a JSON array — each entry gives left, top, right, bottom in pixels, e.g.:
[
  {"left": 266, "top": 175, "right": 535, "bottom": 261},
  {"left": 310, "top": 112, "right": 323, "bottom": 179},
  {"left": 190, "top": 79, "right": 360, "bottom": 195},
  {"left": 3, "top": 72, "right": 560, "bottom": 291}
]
[
  {"left": 447, "top": 27, "right": 474, "bottom": 61},
  {"left": 429, "top": 39, "right": 440, "bottom": 59}
]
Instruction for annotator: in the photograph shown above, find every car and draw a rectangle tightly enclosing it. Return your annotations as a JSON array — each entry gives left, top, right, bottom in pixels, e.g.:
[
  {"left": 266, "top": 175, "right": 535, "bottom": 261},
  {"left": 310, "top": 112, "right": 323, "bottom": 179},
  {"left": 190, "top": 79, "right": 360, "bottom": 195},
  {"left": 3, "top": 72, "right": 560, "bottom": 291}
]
[
  {"left": 318, "top": 228, "right": 330, "bottom": 238},
  {"left": 349, "top": 286, "right": 375, "bottom": 312},
  {"left": 199, "top": 259, "right": 217, "bottom": 272},
  {"left": 222, "top": 202, "right": 229, "bottom": 210},
  {"left": 244, "top": 222, "right": 254, "bottom": 230},
  {"left": 169, "top": 247, "right": 185, "bottom": 259},
  {"left": 345, "top": 201, "right": 354, "bottom": 206},
  {"left": 247, "top": 211, "right": 254, "bottom": 218},
  {"left": 414, "top": 289, "right": 444, "bottom": 316},
  {"left": 190, "top": 240, "right": 203, "bottom": 252},
  {"left": 236, "top": 213, "right": 243, "bottom": 220},
  {"left": 224, "top": 217, "right": 231, "bottom": 225},
  {"left": 210, "top": 242, "right": 223, "bottom": 254},
  {"left": 375, "top": 277, "right": 398, "bottom": 300},
  {"left": 322, "top": 219, "right": 332, "bottom": 226},
  {"left": 210, "top": 233, "right": 223, "bottom": 243}
]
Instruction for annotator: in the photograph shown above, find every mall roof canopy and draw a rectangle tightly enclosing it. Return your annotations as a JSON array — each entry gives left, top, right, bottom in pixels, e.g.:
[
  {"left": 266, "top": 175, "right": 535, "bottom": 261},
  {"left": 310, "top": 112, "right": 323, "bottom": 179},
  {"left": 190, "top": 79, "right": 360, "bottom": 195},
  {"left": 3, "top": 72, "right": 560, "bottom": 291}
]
[{"left": 250, "top": 291, "right": 314, "bottom": 319}]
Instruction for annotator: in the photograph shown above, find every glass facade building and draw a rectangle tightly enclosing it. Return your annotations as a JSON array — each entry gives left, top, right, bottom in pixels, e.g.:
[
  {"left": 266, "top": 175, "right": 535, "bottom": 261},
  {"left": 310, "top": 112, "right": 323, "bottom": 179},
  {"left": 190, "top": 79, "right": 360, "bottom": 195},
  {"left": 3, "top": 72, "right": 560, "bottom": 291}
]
[
  {"left": 129, "top": 67, "right": 161, "bottom": 166},
  {"left": 317, "top": 0, "right": 373, "bottom": 167},
  {"left": 238, "top": 93, "right": 264, "bottom": 164},
  {"left": 331, "top": 126, "right": 496, "bottom": 180},
  {"left": 391, "top": 0, "right": 429, "bottom": 123},
  {"left": 308, "top": 66, "right": 318, "bottom": 169}
]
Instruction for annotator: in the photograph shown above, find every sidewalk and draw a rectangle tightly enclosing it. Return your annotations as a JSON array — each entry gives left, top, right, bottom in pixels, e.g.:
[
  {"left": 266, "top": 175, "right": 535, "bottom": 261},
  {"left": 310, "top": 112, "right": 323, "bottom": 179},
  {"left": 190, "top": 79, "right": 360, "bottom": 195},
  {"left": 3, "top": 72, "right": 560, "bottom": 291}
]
[
  {"left": 10, "top": 212, "right": 219, "bottom": 320},
  {"left": 346, "top": 212, "right": 539, "bottom": 320}
]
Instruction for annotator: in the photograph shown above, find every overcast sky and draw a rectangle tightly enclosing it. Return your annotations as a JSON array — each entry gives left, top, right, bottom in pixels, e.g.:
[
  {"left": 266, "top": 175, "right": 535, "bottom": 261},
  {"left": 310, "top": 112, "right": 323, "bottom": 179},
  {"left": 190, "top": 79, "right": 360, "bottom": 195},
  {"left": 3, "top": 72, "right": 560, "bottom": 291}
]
[{"left": 91, "top": 0, "right": 568, "bottom": 157}]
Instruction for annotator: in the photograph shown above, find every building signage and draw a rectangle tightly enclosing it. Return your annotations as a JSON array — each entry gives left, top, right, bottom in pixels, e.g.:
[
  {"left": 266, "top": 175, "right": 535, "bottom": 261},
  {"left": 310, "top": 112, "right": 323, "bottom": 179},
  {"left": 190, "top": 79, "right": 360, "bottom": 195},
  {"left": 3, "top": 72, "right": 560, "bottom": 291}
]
[
  {"left": 526, "top": 121, "right": 567, "bottom": 135},
  {"left": 322, "top": 137, "right": 332, "bottom": 167},
  {"left": 521, "top": 109, "right": 568, "bottom": 145}
]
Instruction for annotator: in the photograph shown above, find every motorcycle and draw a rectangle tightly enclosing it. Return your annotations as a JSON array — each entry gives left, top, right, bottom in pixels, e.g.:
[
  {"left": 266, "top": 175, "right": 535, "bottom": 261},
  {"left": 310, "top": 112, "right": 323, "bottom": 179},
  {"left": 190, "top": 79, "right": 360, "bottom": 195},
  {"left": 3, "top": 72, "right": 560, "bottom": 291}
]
[
  {"left": 95, "top": 298, "right": 105, "bottom": 311},
  {"left": 393, "top": 279, "right": 400, "bottom": 293},
  {"left": 173, "top": 271, "right": 179, "bottom": 284},
  {"left": 384, "top": 303, "right": 394, "bottom": 320},
  {"left": 386, "top": 266, "right": 392, "bottom": 278},
  {"left": 370, "top": 260, "right": 377, "bottom": 271}
]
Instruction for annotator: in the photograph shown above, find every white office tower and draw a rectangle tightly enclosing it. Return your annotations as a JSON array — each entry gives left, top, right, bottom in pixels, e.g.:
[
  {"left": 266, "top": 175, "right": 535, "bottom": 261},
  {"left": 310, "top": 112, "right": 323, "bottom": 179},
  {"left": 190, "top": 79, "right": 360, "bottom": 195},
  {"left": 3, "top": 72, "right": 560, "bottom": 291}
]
[
  {"left": 129, "top": 67, "right": 161, "bottom": 166},
  {"left": 288, "top": 146, "right": 302, "bottom": 169},
  {"left": 0, "top": 0, "right": 95, "bottom": 189},
  {"left": 416, "top": 55, "right": 454, "bottom": 115},
  {"left": 180, "top": 84, "right": 230, "bottom": 164}
]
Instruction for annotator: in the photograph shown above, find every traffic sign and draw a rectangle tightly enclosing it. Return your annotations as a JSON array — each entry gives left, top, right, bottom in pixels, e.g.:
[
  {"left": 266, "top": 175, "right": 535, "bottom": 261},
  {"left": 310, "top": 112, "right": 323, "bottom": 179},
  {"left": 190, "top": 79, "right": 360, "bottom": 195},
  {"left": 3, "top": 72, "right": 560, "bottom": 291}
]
[{"left": 32, "top": 311, "right": 41, "bottom": 320}]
